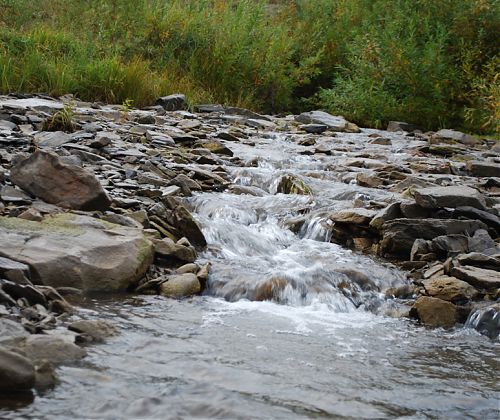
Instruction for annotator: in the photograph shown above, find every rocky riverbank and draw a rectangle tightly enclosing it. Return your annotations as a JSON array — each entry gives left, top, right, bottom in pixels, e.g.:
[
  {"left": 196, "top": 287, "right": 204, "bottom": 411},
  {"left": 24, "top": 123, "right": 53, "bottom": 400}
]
[{"left": 0, "top": 93, "right": 498, "bottom": 395}]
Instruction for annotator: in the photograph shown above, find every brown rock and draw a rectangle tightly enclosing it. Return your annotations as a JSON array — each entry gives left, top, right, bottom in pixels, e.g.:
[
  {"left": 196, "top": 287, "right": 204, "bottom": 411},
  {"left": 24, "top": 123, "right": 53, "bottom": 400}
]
[
  {"left": 10, "top": 151, "right": 111, "bottom": 210},
  {"left": 413, "top": 296, "right": 458, "bottom": 328},
  {"left": 422, "top": 276, "right": 478, "bottom": 303}
]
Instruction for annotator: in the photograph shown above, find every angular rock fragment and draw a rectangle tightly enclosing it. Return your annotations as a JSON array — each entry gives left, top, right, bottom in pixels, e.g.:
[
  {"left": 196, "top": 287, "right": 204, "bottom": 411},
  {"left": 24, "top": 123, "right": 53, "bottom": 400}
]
[
  {"left": 11, "top": 150, "right": 111, "bottom": 211},
  {"left": 413, "top": 186, "right": 487, "bottom": 210},
  {"left": 450, "top": 266, "right": 500, "bottom": 290}
]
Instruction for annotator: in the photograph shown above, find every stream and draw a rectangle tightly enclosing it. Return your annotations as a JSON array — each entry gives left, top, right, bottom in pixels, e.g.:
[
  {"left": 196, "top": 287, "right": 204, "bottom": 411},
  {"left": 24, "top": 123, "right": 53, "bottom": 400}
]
[{"left": 2, "top": 131, "right": 499, "bottom": 419}]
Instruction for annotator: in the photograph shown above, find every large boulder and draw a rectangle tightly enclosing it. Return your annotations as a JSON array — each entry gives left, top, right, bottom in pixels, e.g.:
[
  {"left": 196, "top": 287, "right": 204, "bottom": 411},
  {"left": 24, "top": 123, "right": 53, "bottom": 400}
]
[
  {"left": 412, "top": 296, "right": 458, "bottom": 328},
  {"left": 0, "top": 347, "right": 35, "bottom": 391},
  {"left": 0, "top": 213, "right": 154, "bottom": 291},
  {"left": 380, "top": 218, "right": 486, "bottom": 258},
  {"left": 413, "top": 186, "right": 487, "bottom": 210},
  {"left": 10, "top": 150, "right": 111, "bottom": 211}
]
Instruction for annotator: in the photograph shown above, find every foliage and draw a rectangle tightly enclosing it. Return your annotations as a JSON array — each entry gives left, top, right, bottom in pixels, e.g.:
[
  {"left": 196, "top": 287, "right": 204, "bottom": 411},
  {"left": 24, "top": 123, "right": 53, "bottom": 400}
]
[
  {"left": 43, "top": 101, "right": 75, "bottom": 132},
  {"left": 0, "top": 0, "right": 498, "bottom": 133}
]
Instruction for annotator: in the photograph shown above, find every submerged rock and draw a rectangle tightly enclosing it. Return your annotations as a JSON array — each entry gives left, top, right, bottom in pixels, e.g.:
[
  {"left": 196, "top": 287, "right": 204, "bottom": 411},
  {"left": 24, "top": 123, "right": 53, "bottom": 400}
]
[
  {"left": 0, "top": 347, "right": 35, "bottom": 391},
  {"left": 10, "top": 150, "right": 111, "bottom": 211},
  {"left": 0, "top": 213, "right": 154, "bottom": 291},
  {"left": 466, "top": 303, "right": 500, "bottom": 339},
  {"left": 159, "top": 273, "right": 201, "bottom": 297},
  {"left": 276, "top": 175, "right": 312, "bottom": 195}
]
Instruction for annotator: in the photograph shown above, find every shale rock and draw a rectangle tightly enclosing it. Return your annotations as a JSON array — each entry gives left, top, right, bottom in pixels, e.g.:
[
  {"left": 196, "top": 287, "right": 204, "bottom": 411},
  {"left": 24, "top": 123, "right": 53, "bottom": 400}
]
[
  {"left": 10, "top": 150, "right": 111, "bottom": 211},
  {"left": 380, "top": 218, "right": 486, "bottom": 258},
  {"left": 0, "top": 213, "right": 154, "bottom": 291},
  {"left": 450, "top": 266, "right": 500, "bottom": 290},
  {"left": 413, "top": 186, "right": 487, "bottom": 210}
]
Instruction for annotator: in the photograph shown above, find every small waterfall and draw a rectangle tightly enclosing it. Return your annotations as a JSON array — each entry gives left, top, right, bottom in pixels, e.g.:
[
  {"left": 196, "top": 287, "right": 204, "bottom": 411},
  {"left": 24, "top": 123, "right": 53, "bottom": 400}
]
[{"left": 187, "top": 134, "right": 408, "bottom": 311}]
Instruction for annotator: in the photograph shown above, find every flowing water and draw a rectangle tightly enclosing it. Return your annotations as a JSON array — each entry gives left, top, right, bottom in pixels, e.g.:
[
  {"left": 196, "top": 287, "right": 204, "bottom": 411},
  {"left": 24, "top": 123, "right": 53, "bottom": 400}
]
[{"left": 2, "top": 131, "right": 499, "bottom": 419}]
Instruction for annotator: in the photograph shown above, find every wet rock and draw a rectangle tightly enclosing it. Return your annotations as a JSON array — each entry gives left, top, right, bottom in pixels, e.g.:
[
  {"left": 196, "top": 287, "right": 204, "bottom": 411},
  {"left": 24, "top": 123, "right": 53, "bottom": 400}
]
[
  {"left": 154, "top": 237, "right": 197, "bottom": 263},
  {"left": 450, "top": 266, "right": 500, "bottom": 290},
  {"left": 276, "top": 175, "right": 311, "bottom": 195},
  {"left": 11, "top": 150, "right": 111, "bottom": 211},
  {"left": 466, "top": 303, "right": 500, "bottom": 339},
  {"left": 466, "top": 160, "right": 500, "bottom": 178},
  {"left": 22, "top": 335, "right": 86, "bottom": 364},
  {"left": 159, "top": 273, "right": 201, "bottom": 297},
  {"left": 68, "top": 320, "right": 117, "bottom": 343},
  {"left": 422, "top": 276, "right": 478, "bottom": 303},
  {"left": 412, "top": 296, "right": 458, "bottom": 328},
  {"left": 0, "top": 347, "right": 35, "bottom": 391},
  {"left": 387, "top": 121, "right": 416, "bottom": 132},
  {"left": 0, "top": 213, "right": 154, "bottom": 291},
  {"left": 156, "top": 94, "right": 186, "bottom": 111},
  {"left": 295, "top": 111, "right": 353, "bottom": 132},
  {"left": 413, "top": 186, "right": 487, "bottom": 210},
  {"left": 380, "top": 218, "right": 486, "bottom": 258}
]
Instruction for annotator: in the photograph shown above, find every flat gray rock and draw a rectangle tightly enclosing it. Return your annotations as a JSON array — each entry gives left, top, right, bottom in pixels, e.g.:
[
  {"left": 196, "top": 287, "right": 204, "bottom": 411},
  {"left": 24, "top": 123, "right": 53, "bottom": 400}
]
[
  {"left": 0, "top": 213, "right": 154, "bottom": 291},
  {"left": 413, "top": 186, "right": 487, "bottom": 210},
  {"left": 295, "top": 111, "right": 348, "bottom": 131}
]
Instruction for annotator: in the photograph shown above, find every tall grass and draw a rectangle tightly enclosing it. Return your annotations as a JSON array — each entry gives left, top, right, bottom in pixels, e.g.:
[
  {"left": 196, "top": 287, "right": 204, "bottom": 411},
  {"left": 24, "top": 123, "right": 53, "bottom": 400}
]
[{"left": 0, "top": 0, "right": 498, "bottom": 133}]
